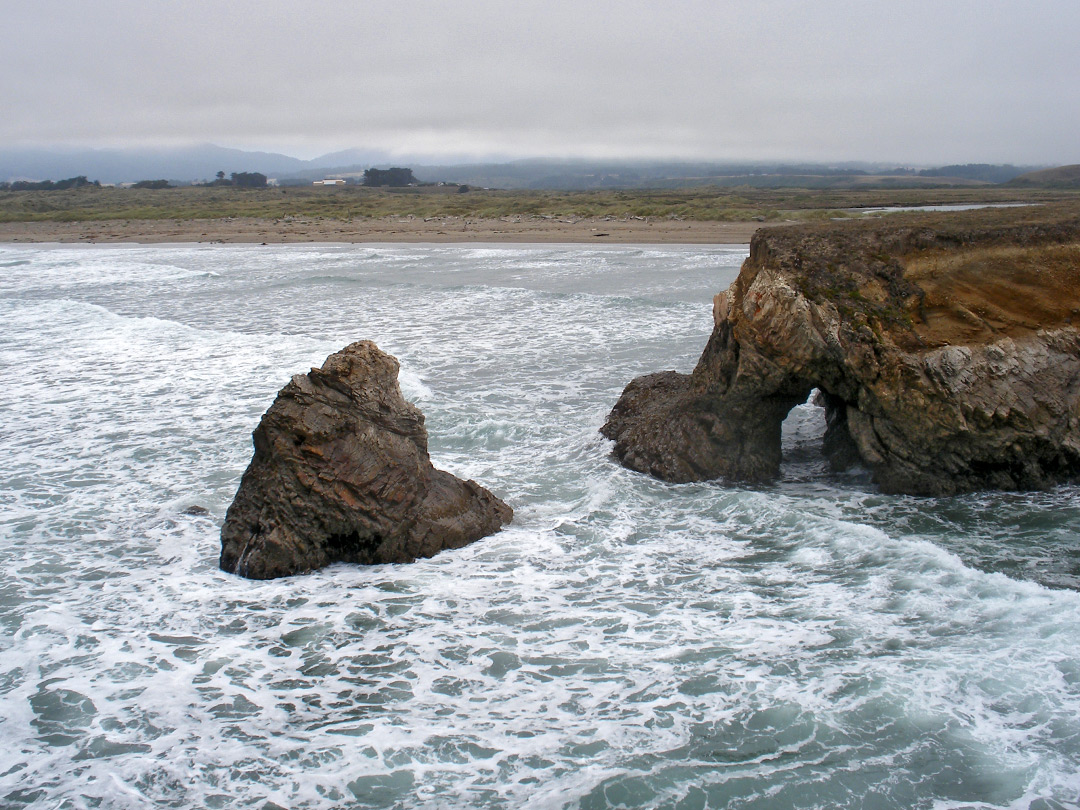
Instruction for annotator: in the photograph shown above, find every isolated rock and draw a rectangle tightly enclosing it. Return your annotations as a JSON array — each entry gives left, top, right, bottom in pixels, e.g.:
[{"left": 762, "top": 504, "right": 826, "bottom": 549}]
[
  {"left": 603, "top": 207, "right": 1080, "bottom": 495},
  {"left": 220, "top": 341, "right": 512, "bottom": 578}
]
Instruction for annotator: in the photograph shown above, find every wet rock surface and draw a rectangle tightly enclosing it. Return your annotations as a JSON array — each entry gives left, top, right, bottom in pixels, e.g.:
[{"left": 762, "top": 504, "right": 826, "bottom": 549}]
[
  {"left": 603, "top": 207, "right": 1080, "bottom": 495},
  {"left": 220, "top": 341, "right": 512, "bottom": 578}
]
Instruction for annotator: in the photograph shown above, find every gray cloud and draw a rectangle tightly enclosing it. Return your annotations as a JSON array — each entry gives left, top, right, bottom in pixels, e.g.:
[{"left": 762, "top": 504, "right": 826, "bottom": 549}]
[{"left": 3, "top": 0, "right": 1078, "bottom": 163}]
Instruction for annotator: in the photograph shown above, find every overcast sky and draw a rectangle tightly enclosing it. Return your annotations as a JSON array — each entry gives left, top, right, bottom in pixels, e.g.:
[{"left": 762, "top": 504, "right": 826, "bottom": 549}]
[{"left": 4, "top": 0, "right": 1078, "bottom": 165}]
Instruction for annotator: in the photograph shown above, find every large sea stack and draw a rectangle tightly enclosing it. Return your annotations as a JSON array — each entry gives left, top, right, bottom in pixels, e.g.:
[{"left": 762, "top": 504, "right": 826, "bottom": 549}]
[
  {"left": 220, "top": 341, "right": 512, "bottom": 579},
  {"left": 602, "top": 206, "right": 1080, "bottom": 495}
]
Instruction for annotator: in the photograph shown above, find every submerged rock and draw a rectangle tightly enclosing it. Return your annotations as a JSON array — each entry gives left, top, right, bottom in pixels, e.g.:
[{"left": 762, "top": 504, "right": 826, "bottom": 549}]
[
  {"left": 603, "top": 207, "right": 1080, "bottom": 495},
  {"left": 220, "top": 341, "right": 512, "bottom": 578}
]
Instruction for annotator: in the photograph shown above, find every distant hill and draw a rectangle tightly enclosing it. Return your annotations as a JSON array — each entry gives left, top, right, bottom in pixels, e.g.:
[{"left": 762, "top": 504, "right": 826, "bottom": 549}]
[
  {"left": 0, "top": 144, "right": 308, "bottom": 184},
  {"left": 410, "top": 160, "right": 1027, "bottom": 190},
  {"left": 918, "top": 164, "right": 1031, "bottom": 184},
  {"left": 1005, "top": 165, "right": 1080, "bottom": 189},
  {"left": 0, "top": 144, "right": 395, "bottom": 185},
  {"left": 3, "top": 150, "right": 903, "bottom": 188},
  {"left": 0, "top": 145, "right": 1063, "bottom": 191},
  {"left": 412, "top": 160, "right": 876, "bottom": 190},
  {"left": 304, "top": 148, "right": 393, "bottom": 169}
]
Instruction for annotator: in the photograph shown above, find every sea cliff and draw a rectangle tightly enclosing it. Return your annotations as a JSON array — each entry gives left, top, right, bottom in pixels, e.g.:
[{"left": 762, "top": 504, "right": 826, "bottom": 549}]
[{"left": 603, "top": 206, "right": 1080, "bottom": 495}]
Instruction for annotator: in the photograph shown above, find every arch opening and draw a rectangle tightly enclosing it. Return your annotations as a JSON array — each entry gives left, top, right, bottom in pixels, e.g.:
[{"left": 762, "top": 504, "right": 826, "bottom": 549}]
[{"left": 779, "top": 388, "right": 864, "bottom": 481}]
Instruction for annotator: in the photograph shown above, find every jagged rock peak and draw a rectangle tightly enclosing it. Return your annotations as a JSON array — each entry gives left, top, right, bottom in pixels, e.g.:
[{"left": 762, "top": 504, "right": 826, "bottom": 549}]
[
  {"left": 220, "top": 341, "right": 512, "bottom": 578},
  {"left": 603, "top": 207, "right": 1080, "bottom": 495}
]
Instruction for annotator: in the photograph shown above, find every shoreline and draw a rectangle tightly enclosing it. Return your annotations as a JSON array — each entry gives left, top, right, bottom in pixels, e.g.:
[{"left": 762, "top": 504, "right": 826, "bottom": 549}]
[{"left": 0, "top": 216, "right": 774, "bottom": 245}]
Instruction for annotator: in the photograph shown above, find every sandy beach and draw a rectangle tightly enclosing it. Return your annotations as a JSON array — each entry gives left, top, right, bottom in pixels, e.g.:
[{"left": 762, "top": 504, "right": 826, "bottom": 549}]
[{"left": 0, "top": 215, "right": 772, "bottom": 245}]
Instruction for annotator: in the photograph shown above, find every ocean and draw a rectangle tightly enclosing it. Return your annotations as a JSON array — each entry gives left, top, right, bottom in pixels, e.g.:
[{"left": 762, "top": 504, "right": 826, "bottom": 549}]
[{"left": 1, "top": 242, "right": 1078, "bottom": 809}]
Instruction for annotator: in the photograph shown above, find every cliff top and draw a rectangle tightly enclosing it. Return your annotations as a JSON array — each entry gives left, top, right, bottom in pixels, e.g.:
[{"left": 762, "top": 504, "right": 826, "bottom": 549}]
[{"left": 747, "top": 203, "right": 1080, "bottom": 351}]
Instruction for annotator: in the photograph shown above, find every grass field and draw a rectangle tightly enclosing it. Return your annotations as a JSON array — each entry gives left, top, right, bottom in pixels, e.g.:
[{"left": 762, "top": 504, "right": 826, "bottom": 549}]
[{"left": 1, "top": 184, "right": 1076, "bottom": 225}]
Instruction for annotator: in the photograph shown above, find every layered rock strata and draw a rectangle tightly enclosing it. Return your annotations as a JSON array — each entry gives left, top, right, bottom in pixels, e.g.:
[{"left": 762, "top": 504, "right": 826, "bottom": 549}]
[
  {"left": 220, "top": 341, "right": 512, "bottom": 578},
  {"left": 603, "top": 209, "right": 1080, "bottom": 495}
]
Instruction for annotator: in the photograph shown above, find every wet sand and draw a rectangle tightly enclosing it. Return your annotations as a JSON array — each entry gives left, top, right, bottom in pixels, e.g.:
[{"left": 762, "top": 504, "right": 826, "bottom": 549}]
[{"left": 0, "top": 216, "right": 774, "bottom": 245}]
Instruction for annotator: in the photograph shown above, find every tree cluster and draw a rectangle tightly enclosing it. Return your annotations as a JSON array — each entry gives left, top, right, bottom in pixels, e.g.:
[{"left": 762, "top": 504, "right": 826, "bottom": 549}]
[
  {"left": 362, "top": 167, "right": 416, "bottom": 187},
  {"left": 132, "top": 179, "right": 172, "bottom": 189},
  {"left": 204, "top": 171, "right": 268, "bottom": 188},
  {"left": 0, "top": 176, "right": 99, "bottom": 191}
]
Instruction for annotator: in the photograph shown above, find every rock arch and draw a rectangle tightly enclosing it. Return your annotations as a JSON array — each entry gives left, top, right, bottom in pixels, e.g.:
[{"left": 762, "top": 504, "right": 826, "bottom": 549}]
[{"left": 603, "top": 212, "right": 1080, "bottom": 495}]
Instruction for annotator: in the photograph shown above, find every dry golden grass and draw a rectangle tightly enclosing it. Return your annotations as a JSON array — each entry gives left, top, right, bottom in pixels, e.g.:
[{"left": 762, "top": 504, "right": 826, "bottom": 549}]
[{"left": 903, "top": 243, "right": 1080, "bottom": 346}]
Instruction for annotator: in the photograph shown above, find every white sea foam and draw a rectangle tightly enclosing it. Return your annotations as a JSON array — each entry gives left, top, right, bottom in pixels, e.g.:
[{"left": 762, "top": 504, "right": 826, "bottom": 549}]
[{"left": 1, "top": 243, "right": 1078, "bottom": 809}]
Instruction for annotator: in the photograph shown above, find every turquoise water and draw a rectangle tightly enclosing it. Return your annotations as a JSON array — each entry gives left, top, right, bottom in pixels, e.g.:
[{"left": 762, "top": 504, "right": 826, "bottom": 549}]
[{"left": 1, "top": 243, "right": 1078, "bottom": 809}]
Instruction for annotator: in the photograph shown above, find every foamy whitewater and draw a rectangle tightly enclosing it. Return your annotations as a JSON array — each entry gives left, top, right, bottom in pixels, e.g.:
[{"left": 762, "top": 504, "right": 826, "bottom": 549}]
[{"left": 1, "top": 242, "right": 1079, "bottom": 810}]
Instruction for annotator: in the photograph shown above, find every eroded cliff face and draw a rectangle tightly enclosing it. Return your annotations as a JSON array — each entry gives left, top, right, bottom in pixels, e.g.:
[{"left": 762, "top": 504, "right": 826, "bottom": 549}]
[
  {"left": 220, "top": 341, "right": 512, "bottom": 579},
  {"left": 602, "top": 210, "right": 1080, "bottom": 495}
]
